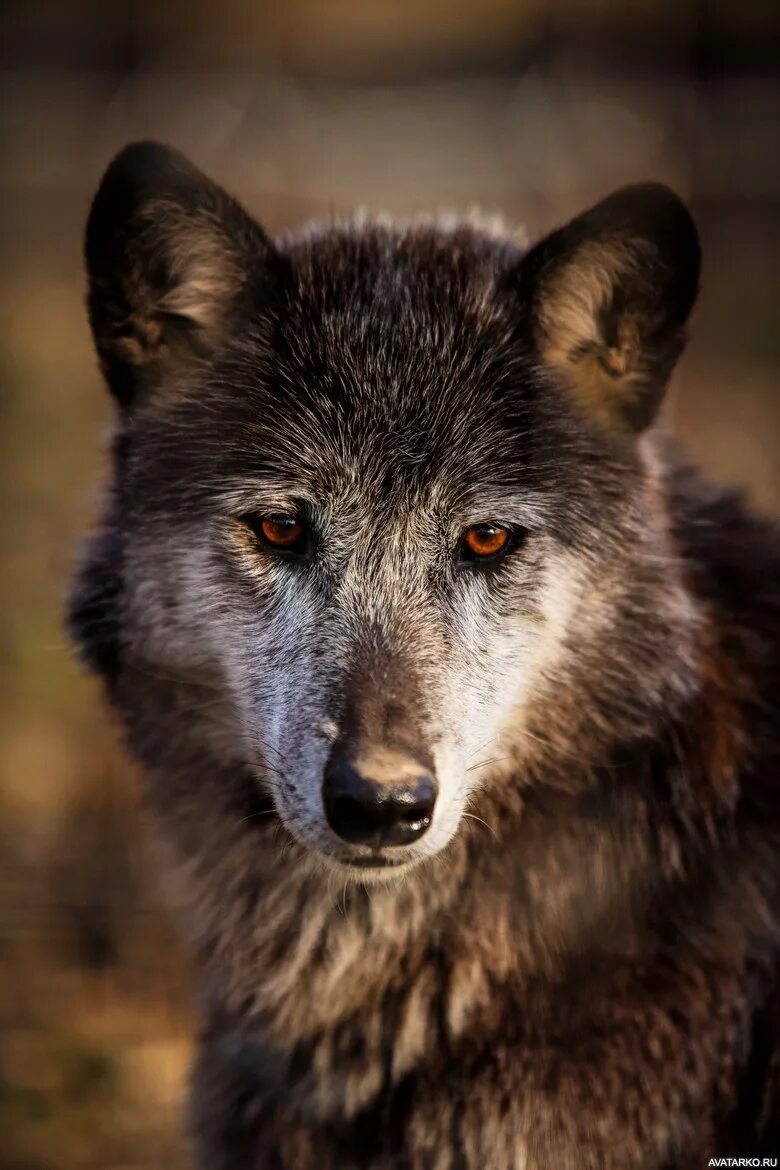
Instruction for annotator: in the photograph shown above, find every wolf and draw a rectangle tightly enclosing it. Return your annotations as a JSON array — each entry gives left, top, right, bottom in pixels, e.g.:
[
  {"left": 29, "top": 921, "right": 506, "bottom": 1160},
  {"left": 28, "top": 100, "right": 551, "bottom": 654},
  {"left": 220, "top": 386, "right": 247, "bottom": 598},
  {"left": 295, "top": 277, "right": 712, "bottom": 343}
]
[{"left": 69, "top": 141, "right": 780, "bottom": 1168}]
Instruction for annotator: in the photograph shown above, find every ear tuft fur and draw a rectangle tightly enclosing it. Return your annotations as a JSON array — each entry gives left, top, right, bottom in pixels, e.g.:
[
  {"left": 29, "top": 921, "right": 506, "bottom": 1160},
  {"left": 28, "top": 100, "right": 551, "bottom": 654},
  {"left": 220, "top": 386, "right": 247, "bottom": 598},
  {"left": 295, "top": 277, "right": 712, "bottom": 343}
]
[
  {"left": 85, "top": 142, "right": 290, "bottom": 406},
  {"left": 517, "top": 183, "right": 701, "bottom": 433}
]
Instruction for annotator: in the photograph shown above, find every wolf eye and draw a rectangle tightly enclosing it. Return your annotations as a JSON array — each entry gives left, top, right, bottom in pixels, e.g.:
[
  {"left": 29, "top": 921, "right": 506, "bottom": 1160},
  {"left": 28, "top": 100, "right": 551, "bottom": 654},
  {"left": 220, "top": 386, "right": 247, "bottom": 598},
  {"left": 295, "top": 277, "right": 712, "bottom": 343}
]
[
  {"left": 459, "top": 524, "right": 513, "bottom": 563},
  {"left": 260, "top": 517, "right": 304, "bottom": 547},
  {"left": 242, "top": 514, "right": 311, "bottom": 558}
]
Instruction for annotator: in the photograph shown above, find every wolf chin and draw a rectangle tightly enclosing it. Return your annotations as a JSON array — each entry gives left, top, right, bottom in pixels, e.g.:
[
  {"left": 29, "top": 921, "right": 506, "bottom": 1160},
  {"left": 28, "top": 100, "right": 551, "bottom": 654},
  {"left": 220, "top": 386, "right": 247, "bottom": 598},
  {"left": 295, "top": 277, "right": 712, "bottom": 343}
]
[{"left": 70, "top": 142, "right": 779, "bottom": 1168}]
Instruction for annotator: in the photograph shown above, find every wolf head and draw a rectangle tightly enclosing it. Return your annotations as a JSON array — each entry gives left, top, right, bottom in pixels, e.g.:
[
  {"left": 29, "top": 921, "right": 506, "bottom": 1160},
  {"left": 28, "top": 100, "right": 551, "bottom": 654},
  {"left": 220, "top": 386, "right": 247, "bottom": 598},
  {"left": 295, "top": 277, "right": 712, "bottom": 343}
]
[{"left": 72, "top": 142, "right": 701, "bottom": 878}]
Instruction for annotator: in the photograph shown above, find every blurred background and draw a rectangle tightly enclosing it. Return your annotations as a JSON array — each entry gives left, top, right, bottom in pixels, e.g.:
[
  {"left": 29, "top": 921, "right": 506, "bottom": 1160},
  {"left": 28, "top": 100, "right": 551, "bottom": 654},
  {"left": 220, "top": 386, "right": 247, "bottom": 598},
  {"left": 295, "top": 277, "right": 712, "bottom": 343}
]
[{"left": 1, "top": 1, "right": 778, "bottom": 1166}]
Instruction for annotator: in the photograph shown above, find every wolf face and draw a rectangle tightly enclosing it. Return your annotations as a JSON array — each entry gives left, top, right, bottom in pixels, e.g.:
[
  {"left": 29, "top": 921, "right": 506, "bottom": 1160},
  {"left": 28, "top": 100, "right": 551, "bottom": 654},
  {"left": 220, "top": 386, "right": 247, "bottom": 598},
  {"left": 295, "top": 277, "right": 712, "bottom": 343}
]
[{"left": 73, "top": 143, "right": 700, "bottom": 878}]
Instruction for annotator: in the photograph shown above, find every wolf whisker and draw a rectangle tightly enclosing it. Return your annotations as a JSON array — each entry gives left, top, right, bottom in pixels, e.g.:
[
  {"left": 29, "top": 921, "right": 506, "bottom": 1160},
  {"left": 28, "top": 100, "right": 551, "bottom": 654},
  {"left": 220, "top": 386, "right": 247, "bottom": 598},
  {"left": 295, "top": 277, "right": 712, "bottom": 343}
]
[
  {"left": 466, "top": 756, "right": 512, "bottom": 774},
  {"left": 465, "top": 734, "right": 503, "bottom": 762},
  {"left": 462, "top": 812, "right": 499, "bottom": 841},
  {"left": 237, "top": 808, "right": 278, "bottom": 826}
]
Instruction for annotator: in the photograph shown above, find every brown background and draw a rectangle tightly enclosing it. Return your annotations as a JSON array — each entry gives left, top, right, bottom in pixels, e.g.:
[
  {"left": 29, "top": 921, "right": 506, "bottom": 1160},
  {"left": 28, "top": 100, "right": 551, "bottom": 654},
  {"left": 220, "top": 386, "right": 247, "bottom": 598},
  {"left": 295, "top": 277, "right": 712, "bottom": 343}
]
[{"left": 1, "top": 2, "right": 778, "bottom": 1166}]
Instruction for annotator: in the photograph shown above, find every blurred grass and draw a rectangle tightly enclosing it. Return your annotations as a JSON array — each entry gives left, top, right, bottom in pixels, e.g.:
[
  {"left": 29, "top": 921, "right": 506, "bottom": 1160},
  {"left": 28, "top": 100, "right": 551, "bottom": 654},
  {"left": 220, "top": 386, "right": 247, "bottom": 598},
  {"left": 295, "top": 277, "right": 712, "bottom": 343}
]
[{"left": 0, "top": 257, "right": 195, "bottom": 1169}]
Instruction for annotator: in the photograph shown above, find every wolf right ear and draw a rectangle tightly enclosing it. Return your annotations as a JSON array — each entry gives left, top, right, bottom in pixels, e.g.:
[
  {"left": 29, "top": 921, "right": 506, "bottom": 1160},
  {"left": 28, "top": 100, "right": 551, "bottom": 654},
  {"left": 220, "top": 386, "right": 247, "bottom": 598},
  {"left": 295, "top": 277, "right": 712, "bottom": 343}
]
[
  {"left": 513, "top": 183, "right": 701, "bottom": 434},
  {"left": 85, "top": 142, "right": 291, "bottom": 407}
]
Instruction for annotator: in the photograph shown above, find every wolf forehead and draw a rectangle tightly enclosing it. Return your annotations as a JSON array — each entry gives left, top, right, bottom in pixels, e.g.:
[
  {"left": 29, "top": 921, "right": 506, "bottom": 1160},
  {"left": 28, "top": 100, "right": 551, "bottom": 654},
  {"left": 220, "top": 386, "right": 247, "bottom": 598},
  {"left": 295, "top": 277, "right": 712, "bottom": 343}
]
[
  {"left": 225, "top": 221, "right": 529, "bottom": 442},
  {"left": 127, "top": 222, "right": 572, "bottom": 518},
  {"left": 201, "top": 221, "right": 534, "bottom": 427},
  {"left": 282, "top": 222, "right": 524, "bottom": 404}
]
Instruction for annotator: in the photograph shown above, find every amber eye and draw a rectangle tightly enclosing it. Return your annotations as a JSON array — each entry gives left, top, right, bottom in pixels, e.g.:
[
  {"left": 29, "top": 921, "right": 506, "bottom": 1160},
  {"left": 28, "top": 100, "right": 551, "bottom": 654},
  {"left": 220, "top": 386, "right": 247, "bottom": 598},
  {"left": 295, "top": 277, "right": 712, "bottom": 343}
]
[
  {"left": 260, "top": 517, "right": 304, "bottom": 547},
  {"left": 242, "top": 513, "right": 310, "bottom": 557},
  {"left": 460, "top": 523, "right": 513, "bottom": 563}
]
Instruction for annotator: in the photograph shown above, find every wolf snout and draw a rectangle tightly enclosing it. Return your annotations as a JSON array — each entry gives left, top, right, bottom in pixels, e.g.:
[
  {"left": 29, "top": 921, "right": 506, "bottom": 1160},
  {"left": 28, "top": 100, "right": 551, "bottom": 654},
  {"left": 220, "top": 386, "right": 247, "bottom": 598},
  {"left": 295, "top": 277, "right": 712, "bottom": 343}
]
[{"left": 322, "top": 751, "right": 437, "bottom": 847}]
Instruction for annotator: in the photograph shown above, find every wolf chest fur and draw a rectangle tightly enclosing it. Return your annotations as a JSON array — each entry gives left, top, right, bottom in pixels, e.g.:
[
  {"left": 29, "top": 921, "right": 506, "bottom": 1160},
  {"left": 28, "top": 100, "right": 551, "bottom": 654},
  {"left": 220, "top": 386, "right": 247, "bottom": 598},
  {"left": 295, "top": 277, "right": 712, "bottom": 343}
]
[{"left": 70, "top": 142, "right": 780, "bottom": 1168}]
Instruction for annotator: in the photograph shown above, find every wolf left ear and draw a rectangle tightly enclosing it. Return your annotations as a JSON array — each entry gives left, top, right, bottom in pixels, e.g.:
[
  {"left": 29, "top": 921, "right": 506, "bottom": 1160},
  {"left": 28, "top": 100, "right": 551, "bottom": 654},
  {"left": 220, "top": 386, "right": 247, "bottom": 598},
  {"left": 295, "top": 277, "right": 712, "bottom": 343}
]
[
  {"left": 85, "top": 141, "right": 291, "bottom": 407},
  {"left": 514, "top": 183, "right": 700, "bottom": 433}
]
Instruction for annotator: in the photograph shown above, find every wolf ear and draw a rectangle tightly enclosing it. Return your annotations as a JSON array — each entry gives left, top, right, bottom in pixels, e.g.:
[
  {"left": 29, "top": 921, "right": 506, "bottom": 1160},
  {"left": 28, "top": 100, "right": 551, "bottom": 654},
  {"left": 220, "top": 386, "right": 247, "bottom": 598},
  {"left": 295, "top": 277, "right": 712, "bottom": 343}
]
[
  {"left": 85, "top": 141, "right": 290, "bottom": 407},
  {"left": 514, "top": 183, "right": 700, "bottom": 433}
]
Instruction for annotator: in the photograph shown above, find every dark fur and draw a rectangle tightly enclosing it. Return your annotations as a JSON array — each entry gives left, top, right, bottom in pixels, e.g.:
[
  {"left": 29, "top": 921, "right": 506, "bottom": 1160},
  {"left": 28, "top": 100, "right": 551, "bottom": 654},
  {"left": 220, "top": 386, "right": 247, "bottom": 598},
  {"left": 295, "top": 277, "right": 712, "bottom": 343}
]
[{"left": 70, "top": 143, "right": 780, "bottom": 1168}]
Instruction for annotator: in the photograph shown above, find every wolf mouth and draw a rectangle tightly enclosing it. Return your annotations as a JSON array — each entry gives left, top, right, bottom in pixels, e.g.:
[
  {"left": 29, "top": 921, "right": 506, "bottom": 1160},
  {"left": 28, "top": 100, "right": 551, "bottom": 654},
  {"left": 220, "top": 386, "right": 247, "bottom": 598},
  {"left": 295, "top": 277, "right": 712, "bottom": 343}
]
[{"left": 337, "top": 855, "right": 412, "bottom": 871}]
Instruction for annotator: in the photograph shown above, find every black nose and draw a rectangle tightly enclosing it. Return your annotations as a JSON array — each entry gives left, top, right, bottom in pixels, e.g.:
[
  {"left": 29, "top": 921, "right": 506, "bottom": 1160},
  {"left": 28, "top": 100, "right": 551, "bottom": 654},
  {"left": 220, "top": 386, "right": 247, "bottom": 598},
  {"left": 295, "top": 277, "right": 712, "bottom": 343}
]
[{"left": 323, "top": 759, "right": 437, "bottom": 847}]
